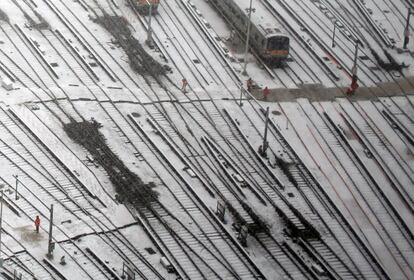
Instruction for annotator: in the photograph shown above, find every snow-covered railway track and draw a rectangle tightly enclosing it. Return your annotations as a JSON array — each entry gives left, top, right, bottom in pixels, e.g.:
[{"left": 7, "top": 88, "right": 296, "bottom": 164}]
[
  {"left": 147, "top": 106, "right": 263, "bottom": 228},
  {"left": 98, "top": 230, "right": 165, "bottom": 280},
  {"left": 5, "top": 24, "right": 57, "bottom": 90},
  {"left": 317, "top": 0, "right": 414, "bottom": 91},
  {"left": 61, "top": 242, "right": 119, "bottom": 280},
  {"left": 301, "top": 237, "right": 358, "bottom": 280},
  {"left": 42, "top": 0, "right": 117, "bottom": 83},
  {"left": 110, "top": 115, "right": 262, "bottom": 279},
  {"left": 146, "top": 93, "right": 326, "bottom": 260},
  {"left": 364, "top": 0, "right": 406, "bottom": 42},
  {"left": 0, "top": 26, "right": 50, "bottom": 93},
  {"left": 381, "top": 107, "right": 414, "bottom": 147},
  {"left": 3, "top": 251, "right": 58, "bottom": 280},
  {"left": 0, "top": 105, "right": 164, "bottom": 278},
  {"left": 0, "top": 21, "right": 85, "bottom": 123},
  {"left": 156, "top": 0, "right": 220, "bottom": 87},
  {"left": 200, "top": 136, "right": 258, "bottom": 223},
  {"left": 282, "top": 0, "right": 390, "bottom": 86},
  {"left": 274, "top": 101, "right": 406, "bottom": 279},
  {"left": 140, "top": 204, "right": 242, "bottom": 279},
  {"left": 146, "top": 100, "right": 262, "bottom": 203},
  {"left": 62, "top": 93, "right": 262, "bottom": 279},
  {"left": 358, "top": 98, "right": 414, "bottom": 172},
  {"left": 298, "top": 100, "right": 414, "bottom": 278},
  {"left": 221, "top": 108, "right": 317, "bottom": 235},
  {"left": 223, "top": 106, "right": 376, "bottom": 279},
  {"left": 378, "top": 96, "right": 414, "bottom": 144},
  {"left": 241, "top": 100, "right": 387, "bottom": 279},
  {"left": 349, "top": 0, "right": 395, "bottom": 48},
  {"left": 0, "top": 178, "right": 121, "bottom": 279},
  {"left": 41, "top": 0, "right": 169, "bottom": 102},
  {"left": 337, "top": 100, "right": 414, "bottom": 211},
  {"left": 126, "top": 115, "right": 265, "bottom": 279},
  {"left": 42, "top": 26, "right": 109, "bottom": 102},
  {"left": 144, "top": 104, "right": 269, "bottom": 226},
  {"left": 0, "top": 49, "right": 33, "bottom": 90},
  {"left": 12, "top": 4, "right": 255, "bottom": 276},
  {"left": 133, "top": 99, "right": 323, "bottom": 278},
  {"left": 0, "top": 109, "right": 101, "bottom": 218},
  {"left": 254, "top": 232, "right": 314, "bottom": 280}
]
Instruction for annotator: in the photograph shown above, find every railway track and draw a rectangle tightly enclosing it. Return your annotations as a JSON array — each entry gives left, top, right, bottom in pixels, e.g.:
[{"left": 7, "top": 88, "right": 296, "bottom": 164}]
[
  {"left": 298, "top": 99, "right": 414, "bottom": 274},
  {"left": 283, "top": 0, "right": 391, "bottom": 85},
  {"left": 377, "top": 96, "right": 414, "bottom": 146},
  {"left": 128, "top": 114, "right": 266, "bottom": 279},
  {"left": 0, "top": 0, "right": 413, "bottom": 279},
  {"left": 144, "top": 108, "right": 325, "bottom": 278},
  {"left": 0, "top": 109, "right": 165, "bottom": 279},
  {"left": 272, "top": 98, "right": 410, "bottom": 277},
  {"left": 81, "top": 3, "right": 392, "bottom": 276},
  {"left": 3, "top": 251, "right": 57, "bottom": 280},
  {"left": 230, "top": 94, "right": 387, "bottom": 279},
  {"left": 254, "top": 232, "right": 314, "bottom": 280},
  {"left": 15, "top": 5, "right": 268, "bottom": 276},
  {"left": 224, "top": 106, "right": 379, "bottom": 279},
  {"left": 337, "top": 100, "right": 414, "bottom": 210},
  {"left": 0, "top": 28, "right": 170, "bottom": 274},
  {"left": 130, "top": 84, "right": 368, "bottom": 278}
]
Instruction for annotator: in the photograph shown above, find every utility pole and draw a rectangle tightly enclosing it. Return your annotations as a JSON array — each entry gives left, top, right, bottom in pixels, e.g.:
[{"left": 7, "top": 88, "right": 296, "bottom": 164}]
[
  {"left": 347, "top": 41, "right": 359, "bottom": 95},
  {"left": 260, "top": 107, "right": 270, "bottom": 157},
  {"left": 242, "top": 0, "right": 253, "bottom": 76},
  {"left": 239, "top": 82, "right": 244, "bottom": 107},
  {"left": 332, "top": 22, "right": 337, "bottom": 48},
  {"left": 145, "top": 0, "right": 153, "bottom": 47},
  {"left": 352, "top": 41, "right": 359, "bottom": 69},
  {"left": 47, "top": 204, "right": 54, "bottom": 259},
  {"left": 403, "top": 8, "right": 411, "bottom": 49},
  {"left": 13, "top": 175, "right": 19, "bottom": 200},
  {"left": 351, "top": 41, "right": 359, "bottom": 85}
]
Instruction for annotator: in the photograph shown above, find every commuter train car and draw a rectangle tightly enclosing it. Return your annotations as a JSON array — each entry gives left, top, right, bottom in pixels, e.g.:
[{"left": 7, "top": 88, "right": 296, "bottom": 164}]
[
  {"left": 135, "top": 0, "right": 160, "bottom": 15},
  {"left": 209, "top": 0, "right": 290, "bottom": 66}
]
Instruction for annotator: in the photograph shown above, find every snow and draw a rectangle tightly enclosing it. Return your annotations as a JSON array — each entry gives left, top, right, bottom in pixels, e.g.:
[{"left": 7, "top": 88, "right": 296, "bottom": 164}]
[{"left": 0, "top": 0, "right": 413, "bottom": 278}]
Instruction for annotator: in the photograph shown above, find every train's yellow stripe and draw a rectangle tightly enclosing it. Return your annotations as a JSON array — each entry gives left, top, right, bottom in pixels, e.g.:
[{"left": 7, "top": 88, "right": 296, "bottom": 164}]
[{"left": 266, "top": 50, "right": 289, "bottom": 56}]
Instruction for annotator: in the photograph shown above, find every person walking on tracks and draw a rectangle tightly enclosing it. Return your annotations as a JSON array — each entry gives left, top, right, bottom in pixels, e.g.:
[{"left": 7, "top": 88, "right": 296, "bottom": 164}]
[
  {"left": 34, "top": 215, "right": 40, "bottom": 233},
  {"left": 181, "top": 78, "right": 188, "bottom": 93},
  {"left": 246, "top": 78, "right": 253, "bottom": 92},
  {"left": 263, "top": 86, "right": 270, "bottom": 101}
]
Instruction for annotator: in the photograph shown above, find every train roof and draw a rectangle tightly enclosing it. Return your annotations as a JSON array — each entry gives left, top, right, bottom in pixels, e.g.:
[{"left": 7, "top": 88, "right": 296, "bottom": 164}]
[{"left": 234, "top": 0, "right": 286, "bottom": 36}]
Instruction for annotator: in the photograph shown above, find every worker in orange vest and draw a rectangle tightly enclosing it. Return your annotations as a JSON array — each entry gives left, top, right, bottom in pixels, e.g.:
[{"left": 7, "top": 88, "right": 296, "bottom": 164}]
[
  {"left": 263, "top": 86, "right": 270, "bottom": 101},
  {"left": 346, "top": 77, "right": 359, "bottom": 95},
  {"left": 34, "top": 215, "right": 40, "bottom": 233}
]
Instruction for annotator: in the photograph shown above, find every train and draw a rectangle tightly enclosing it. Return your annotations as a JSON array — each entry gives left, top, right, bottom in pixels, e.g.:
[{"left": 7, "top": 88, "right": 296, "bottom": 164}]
[
  {"left": 134, "top": 0, "right": 160, "bottom": 15},
  {"left": 208, "top": 0, "right": 290, "bottom": 66}
]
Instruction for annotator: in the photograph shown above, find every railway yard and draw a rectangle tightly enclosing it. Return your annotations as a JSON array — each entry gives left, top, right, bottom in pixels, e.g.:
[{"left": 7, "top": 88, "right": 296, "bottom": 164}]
[{"left": 0, "top": 0, "right": 413, "bottom": 279}]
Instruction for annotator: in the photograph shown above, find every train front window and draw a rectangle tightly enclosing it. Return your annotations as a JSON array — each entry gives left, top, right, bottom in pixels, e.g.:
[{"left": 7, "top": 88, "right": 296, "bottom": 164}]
[{"left": 267, "top": 37, "right": 289, "bottom": 50}]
